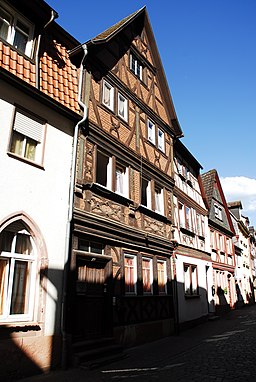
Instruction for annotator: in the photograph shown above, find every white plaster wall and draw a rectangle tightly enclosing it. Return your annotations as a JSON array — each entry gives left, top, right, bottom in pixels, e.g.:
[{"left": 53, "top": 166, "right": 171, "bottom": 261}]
[
  {"left": 0, "top": 80, "right": 74, "bottom": 335},
  {"left": 176, "top": 254, "right": 213, "bottom": 323}
]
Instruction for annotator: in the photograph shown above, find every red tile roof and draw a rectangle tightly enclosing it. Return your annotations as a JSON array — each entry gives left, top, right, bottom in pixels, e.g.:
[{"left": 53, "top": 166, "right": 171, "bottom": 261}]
[{"left": 0, "top": 40, "right": 80, "bottom": 114}]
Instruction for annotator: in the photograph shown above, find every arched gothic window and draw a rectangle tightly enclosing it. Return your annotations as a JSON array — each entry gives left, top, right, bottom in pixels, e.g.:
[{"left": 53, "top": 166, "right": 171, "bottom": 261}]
[{"left": 0, "top": 220, "right": 37, "bottom": 321}]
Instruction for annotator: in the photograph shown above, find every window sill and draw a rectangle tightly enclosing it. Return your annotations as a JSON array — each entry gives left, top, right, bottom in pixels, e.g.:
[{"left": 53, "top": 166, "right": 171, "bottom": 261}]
[
  {"left": 86, "top": 182, "right": 134, "bottom": 207},
  {"left": 138, "top": 204, "right": 169, "bottom": 223},
  {"left": 180, "top": 226, "right": 195, "bottom": 237},
  {"left": 0, "top": 38, "right": 35, "bottom": 63},
  {"left": 0, "top": 322, "right": 41, "bottom": 337},
  {"left": 184, "top": 294, "right": 200, "bottom": 299},
  {"left": 7, "top": 152, "right": 45, "bottom": 170}
]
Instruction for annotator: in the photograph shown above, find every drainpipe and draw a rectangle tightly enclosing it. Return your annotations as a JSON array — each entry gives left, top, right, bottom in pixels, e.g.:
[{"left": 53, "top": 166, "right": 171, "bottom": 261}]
[
  {"left": 61, "top": 44, "right": 88, "bottom": 369},
  {"left": 35, "top": 10, "right": 58, "bottom": 89}
]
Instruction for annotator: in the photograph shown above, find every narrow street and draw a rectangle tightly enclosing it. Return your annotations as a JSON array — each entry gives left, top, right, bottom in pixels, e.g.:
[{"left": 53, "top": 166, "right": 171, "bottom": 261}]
[{"left": 21, "top": 304, "right": 256, "bottom": 382}]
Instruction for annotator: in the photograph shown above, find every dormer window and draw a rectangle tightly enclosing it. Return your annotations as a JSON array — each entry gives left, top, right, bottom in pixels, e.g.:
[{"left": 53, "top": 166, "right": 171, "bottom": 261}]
[
  {"left": 130, "top": 52, "right": 143, "bottom": 80},
  {"left": 214, "top": 203, "right": 223, "bottom": 221},
  {"left": 0, "top": 2, "right": 34, "bottom": 57}
]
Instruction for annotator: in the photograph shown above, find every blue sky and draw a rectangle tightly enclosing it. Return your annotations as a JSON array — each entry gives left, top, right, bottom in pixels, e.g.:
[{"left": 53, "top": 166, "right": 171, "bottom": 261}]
[{"left": 47, "top": 0, "right": 256, "bottom": 225}]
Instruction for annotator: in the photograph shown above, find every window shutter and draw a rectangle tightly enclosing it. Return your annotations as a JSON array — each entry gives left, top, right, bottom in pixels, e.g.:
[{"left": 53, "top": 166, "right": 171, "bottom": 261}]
[{"left": 14, "top": 110, "right": 43, "bottom": 142}]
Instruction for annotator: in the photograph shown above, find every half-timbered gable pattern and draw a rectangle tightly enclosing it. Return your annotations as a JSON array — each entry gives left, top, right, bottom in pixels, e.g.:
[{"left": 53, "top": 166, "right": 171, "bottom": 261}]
[
  {"left": 201, "top": 169, "right": 237, "bottom": 313},
  {"left": 69, "top": 8, "right": 183, "bottom": 346},
  {"left": 172, "top": 140, "right": 213, "bottom": 324}
]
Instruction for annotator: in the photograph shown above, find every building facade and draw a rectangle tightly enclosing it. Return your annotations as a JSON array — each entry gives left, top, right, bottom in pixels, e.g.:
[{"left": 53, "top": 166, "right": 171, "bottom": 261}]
[
  {"left": 201, "top": 170, "right": 237, "bottom": 313},
  {"left": 172, "top": 139, "right": 213, "bottom": 327},
  {"left": 0, "top": 0, "right": 81, "bottom": 378}
]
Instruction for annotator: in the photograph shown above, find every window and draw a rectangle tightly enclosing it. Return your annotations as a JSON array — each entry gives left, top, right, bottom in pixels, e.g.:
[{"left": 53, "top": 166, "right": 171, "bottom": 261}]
[
  {"left": 147, "top": 119, "right": 155, "bottom": 144},
  {"left": 154, "top": 185, "right": 164, "bottom": 215},
  {"left": 96, "top": 150, "right": 129, "bottom": 197},
  {"left": 0, "top": 3, "right": 34, "bottom": 57},
  {"left": 157, "top": 129, "right": 165, "bottom": 152},
  {"left": 124, "top": 254, "right": 137, "bottom": 294},
  {"left": 102, "top": 80, "right": 114, "bottom": 111},
  {"left": 0, "top": 222, "right": 36, "bottom": 321},
  {"left": 117, "top": 93, "right": 128, "bottom": 121},
  {"left": 185, "top": 206, "right": 191, "bottom": 230},
  {"left": 96, "top": 151, "right": 112, "bottom": 189},
  {"left": 78, "top": 239, "right": 103, "bottom": 254},
  {"left": 214, "top": 204, "right": 223, "bottom": 221},
  {"left": 115, "top": 165, "right": 129, "bottom": 197},
  {"left": 9, "top": 108, "right": 45, "bottom": 164},
  {"left": 157, "top": 260, "right": 167, "bottom": 294},
  {"left": 142, "top": 257, "right": 153, "bottom": 294},
  {"left": 210, "top": 230, "right": 215, "bottom": 249},
  {"left": 184, "top": 264, "right": 198, "bottom": 296},
  {"left": 141, "top": 178, "right": 151, "bottom": 208},
  {"left": 178, "top": 202, "right": 185, "bottom": 228},
  {"left": 130, "top": 52, "right": 143, "bottom": 80}
]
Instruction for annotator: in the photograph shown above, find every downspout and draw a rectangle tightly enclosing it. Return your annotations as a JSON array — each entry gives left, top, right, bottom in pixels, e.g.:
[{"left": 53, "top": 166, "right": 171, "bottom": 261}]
[
  {"left": 35, "top": 10, "right": 58, "bottom": 89},
  {"left": 61, "top": 44, "right": 88, "bottom": 369}
]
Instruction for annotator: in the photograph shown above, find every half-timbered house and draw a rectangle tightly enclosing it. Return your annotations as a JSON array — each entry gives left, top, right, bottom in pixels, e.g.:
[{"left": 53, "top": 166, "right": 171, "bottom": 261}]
[
  {"left": 68, "top": 7, "right": 183, "bottom": 354},
  {"left": 172, "top": 140, "right": 213, "bottom": 327},
  {"left": 228, "top": 201, "right": 254, "bottom": 306},
  {"left": 200, "top": 170, "right": 237, "bottom": 313}
]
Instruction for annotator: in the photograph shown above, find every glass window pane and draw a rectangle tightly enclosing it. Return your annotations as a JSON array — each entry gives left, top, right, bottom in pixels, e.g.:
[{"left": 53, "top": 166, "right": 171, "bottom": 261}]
[
  {"left": 0, "top": 259, "right": 8, "bottom": 315},
  {"left": 78, "top": 239, "right": 89, "bottom": 252},
  {"left": 125, "top": 256, "right": 136, "bottom": 294},
  {"left": 10, "top": 260, "right": 30, "bottom": 314},
  {"left": 13, "top": 29, "right": 28, "bottom": 53},
  {"left": 15, "top": 233, "right": 32, "bottom": 255},
  {"left": 142, "top": 258, "right": 151, "bottom": 293},
  {"left": 25, "top": 138, "right": 37, "bottom": 161},
  {"left": 90, "top": 242, "right": 103, "bottom": 254},
  {"left": 0, "top": 8, "right": 11, "bottom": 40},
  {"left": 10, "top": 131, "right": 24, "bottom": 156},
  {"left": 96, "top": 152, "right": 109, "bottom": 187},
  {"left": 0, "top": 231, "right": 15, "bottom": 252}
]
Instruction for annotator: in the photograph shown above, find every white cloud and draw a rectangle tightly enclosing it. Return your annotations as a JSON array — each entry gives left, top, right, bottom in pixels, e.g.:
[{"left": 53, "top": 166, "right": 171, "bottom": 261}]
[{"left": 220, "top": 176, "right": 256, "bottom": 227}]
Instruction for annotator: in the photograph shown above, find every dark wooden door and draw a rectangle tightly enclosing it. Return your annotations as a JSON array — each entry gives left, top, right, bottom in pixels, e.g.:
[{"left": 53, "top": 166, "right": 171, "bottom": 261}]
[{"left": 74, "top": 257, "right": 110, "bottom": 340}]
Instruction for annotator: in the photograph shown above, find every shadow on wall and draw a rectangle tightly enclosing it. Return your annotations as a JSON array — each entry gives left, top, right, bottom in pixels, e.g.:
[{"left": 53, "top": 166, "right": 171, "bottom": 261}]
[{"left": 0, "top": 267, "right": 63, "bottom": 381}]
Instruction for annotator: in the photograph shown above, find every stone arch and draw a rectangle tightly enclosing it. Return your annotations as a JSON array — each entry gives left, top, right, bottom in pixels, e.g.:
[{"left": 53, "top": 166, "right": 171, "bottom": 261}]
[{"left": 0, "top": 211, "right": 48, "bottom": 324}]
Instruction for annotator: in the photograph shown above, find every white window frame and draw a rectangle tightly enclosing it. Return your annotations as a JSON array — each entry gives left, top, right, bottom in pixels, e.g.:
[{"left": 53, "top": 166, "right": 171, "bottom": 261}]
[
  {"left": 0, "top": 228, "right": 36, "bottom": 322},
  {"left": 102, "top": 80, "right": 114, "bottom": 111},
  {"left": 157, "top": 128, "right": 165, "bottom": 152},
  {"left": 0, "top": 2, "right": 34, "bottom": 57},
  {"left": 117, "top": 93, "right": 128, "bottom": 121},
  {"left": 9, "top": 108, "right": 45, "bottom": 165},
  {"left": 184, "top": 264, "right": 198, "bottom": 296},
  {"left": 124, "top": 254, "right": 137, "bottom": 295},
  {"left": 130, "top": 52, "right": 143, "bottom": 80},
  {"left": 147, "top": 119, "right": 155, "bottom": 144},
  {"left": 142, "top": 257, "right": 153, "bottom": 294}
]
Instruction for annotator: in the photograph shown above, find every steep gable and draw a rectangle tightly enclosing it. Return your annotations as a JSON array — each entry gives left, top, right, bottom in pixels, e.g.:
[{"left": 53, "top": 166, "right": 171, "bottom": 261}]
[
  {"left": 70, "top": 7, "right": 183, "bottom": 138},
  {"left": 201, "top": 169, "right": 235, "bottom": 235}
]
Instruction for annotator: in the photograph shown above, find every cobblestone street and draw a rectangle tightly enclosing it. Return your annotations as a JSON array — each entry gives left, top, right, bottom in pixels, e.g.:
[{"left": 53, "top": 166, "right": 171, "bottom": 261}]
[{"left": 21, "top": 304, "right": 256, "bottom": 382}]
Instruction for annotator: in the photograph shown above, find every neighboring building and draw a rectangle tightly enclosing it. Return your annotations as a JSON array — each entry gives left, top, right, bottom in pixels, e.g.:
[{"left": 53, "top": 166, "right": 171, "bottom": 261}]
[
  {"left": 67, "top": 6, "right": 183, "bottom": 357},
  {"left": 172, "top": 139, "right": 213, "bottom": 327},
  {"left": 0, "top": 0, "right": 81, "bottom": 378},
  {"left": 228, "top": 201, "right": 254, "bottom": 305},
  {"left": 200, "top": 170, "right": 237, "bottom": 313}
]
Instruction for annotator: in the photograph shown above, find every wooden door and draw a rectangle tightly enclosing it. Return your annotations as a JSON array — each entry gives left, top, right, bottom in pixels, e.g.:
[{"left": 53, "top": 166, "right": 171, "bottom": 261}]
[{"left": 74, "top": 257, "right": 111, "bottom": 340}]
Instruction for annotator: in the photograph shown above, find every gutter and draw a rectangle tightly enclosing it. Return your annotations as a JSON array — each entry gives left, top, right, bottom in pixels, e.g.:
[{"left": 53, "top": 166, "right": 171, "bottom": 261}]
[
  {"left": 61, "top": 43, "right": 88, "bottom": 369},
  {"left": 35, "top": 10, "right": 58, "bottom": 89}
]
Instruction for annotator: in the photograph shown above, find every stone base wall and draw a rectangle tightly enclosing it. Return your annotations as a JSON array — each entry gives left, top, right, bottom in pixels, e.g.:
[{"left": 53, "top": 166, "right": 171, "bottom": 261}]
[
  {"left": 0, "top": 334, "right": 61, "bottom": 381},
  {"left": 114, "top": 319, "right": 175, "bottom": 347}
]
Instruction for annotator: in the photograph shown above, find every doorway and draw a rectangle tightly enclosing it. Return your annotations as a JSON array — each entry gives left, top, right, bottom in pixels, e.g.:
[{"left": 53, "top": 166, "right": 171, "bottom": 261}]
[{"left": 74, "top": 256, "right": 112, "bottom": 340}]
